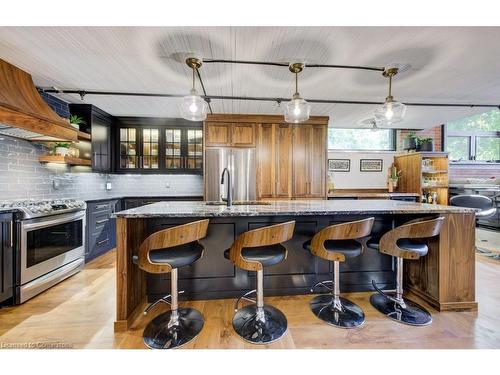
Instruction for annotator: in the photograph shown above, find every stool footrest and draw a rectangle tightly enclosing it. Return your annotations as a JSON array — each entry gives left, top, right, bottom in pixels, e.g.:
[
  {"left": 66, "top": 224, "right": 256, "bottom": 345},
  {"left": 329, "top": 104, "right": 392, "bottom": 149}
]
[
  {"left": 235, "top": 289, "right": 257, "bottom": 312},
  {"left": 310, "top": 280, "right": 333, "bottom": 293},
  {"left": 144, "top": 291, "right": 185, "bottom": 315},
  {"left": 372, "top": 280, "right": 405, "bottom": 307}
]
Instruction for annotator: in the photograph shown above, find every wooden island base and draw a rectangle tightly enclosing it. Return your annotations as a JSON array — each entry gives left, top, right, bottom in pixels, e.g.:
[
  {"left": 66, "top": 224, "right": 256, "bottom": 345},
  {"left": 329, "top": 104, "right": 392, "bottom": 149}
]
[{"left": 113, "top": 201, "right": 477, "bottom": 332}]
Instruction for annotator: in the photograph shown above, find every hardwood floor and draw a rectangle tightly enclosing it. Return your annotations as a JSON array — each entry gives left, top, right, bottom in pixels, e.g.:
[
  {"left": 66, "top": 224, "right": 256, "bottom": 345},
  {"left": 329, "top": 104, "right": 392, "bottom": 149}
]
[{"left": 1, "top": 247, "right": 499, "bottom": 349}]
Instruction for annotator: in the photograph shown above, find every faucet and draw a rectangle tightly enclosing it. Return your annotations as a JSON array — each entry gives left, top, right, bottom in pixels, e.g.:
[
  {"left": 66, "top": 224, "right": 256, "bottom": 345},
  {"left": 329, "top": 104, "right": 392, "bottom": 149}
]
[{"left": 220, "top": 167, "right": 233, "bottom": 207}]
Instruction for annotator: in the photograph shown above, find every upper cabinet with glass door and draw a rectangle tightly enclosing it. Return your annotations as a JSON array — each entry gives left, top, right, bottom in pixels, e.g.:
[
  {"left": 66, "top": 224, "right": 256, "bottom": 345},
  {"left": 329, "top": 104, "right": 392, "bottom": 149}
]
[{"left": 116, "top": 118, "right": 203, "bottom": 173}]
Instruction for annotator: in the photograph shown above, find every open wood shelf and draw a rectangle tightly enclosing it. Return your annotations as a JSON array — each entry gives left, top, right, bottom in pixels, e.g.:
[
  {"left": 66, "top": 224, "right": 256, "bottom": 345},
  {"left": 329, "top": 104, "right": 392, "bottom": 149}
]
[
  {"left": 38, "top": 155, "right": 92, "bottom": 166},
  {"left": 422, "top": 170, "right": 448, "bottom": 174},
  {"left": 77, "top": 131, "right": 91, "bottom": 141},
  {"left": 394, "top": 152, "right": 450, "bottom": 205}
]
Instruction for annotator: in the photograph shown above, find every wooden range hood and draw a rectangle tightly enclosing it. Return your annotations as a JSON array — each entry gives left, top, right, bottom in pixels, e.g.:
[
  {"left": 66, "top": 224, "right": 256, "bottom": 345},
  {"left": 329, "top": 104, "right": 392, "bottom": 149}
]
[{"left": 0, "top": 58, "right": 77, "bottom": 141}]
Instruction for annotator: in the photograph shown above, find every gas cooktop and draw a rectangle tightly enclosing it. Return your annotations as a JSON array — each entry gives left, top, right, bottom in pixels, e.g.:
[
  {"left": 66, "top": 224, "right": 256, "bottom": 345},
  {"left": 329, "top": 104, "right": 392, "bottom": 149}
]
[{"left": 0, "top": 199, "right": 86, "bottom": 219}]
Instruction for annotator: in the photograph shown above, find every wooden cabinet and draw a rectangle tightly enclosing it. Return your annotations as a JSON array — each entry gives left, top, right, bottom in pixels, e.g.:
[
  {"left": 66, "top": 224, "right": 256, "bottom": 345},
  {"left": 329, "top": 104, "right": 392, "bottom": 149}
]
[
  {"left": 257, "top": 124, "right": 276, "bottom": 198},
  {"left": 70, "top": 104, "right": 113, "bottom": 173},
  {"left": 275, "top": 124, "right": 293, "bottom": 197},
  {"left": 292, "top": 124, "right": 326, "bottom": 198},
  {"left": 257, "top": 123, "right": 292, "bottom": 199},
  {"left": 394, "top": 152, "right": 449, "bottom": 205},
  {"left": 0, "top": 213, "right": 14, "bottom": 306},
  {"left": 205, "top": 122, "right": 255, "bottom": 147},
  {"left": 205, "top": 122, "right": 231, "bottom": 146},
  {"left": 204, "top": 114, "right": 328, "bottom": 200},
  {"left": 115, "top": 118, "right": 203, "bottom": 174},
  {"left": 232, "top": 123, "right": 255, "bottom": 147}
]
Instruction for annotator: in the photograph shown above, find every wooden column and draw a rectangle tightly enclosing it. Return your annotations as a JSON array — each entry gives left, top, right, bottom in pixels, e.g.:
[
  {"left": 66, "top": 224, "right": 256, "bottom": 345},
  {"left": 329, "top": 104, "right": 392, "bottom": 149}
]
[
  {"left": 114, "top": 217, "right": 147, "bottom": 332},
  {"left": 406, "top": 212, "right": 477, "bottom": 311}
]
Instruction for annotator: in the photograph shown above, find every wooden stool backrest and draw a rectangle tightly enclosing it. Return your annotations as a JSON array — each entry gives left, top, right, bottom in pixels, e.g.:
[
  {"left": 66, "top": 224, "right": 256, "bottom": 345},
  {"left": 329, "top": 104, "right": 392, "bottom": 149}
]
[
  {"left": 229, "top": 221, "right": 296, "bottom": 271},
  {"left": 310, "top": 217, "right": 374, "bottom": 262},
  {"left": 379, "top": 216, "right": 445, "bottom": 260},
  {"left": 138, "top": 219, "right": 209, "bottom": 274}
]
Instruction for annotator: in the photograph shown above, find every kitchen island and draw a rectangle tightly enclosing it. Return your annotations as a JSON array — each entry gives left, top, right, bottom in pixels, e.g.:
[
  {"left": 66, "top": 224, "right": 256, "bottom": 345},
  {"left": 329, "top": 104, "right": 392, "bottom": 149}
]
[{"left": 113, "top": 200, "right": 477, "bottom": 331}]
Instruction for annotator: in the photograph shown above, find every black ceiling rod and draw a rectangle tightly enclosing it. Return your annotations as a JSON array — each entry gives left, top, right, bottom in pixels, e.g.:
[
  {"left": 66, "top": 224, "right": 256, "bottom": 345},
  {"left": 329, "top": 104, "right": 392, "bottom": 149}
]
[
  {"left": 202, "top": 59, "right": 384, "bottom": 72},
  {"left": 196, "top": 69, "right": 213, "bottom": 114},
  {"left": 39, "top": 88, "right": 500, "bottom": 108}
]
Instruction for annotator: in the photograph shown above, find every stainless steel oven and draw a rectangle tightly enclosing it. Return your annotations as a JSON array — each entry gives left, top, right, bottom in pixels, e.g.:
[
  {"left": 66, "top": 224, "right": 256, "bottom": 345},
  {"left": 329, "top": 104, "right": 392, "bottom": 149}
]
[{"left": 0, "top": 199, "right": 88, "bottom": 304}]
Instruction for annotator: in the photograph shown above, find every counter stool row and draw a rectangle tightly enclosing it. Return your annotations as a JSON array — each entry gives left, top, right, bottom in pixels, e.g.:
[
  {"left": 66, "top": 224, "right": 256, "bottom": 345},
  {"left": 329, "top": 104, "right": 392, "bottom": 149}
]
[{"left": 135, "top": 216, "right": 445, "bottom": 349}]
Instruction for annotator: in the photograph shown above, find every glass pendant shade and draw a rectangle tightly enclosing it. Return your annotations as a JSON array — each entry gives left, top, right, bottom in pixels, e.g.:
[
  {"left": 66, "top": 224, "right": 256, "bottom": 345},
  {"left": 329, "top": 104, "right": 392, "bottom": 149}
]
[
  {"left": 180, "top": 89, "right": 208, "bottom": 121},
  {"left": 374, "top": 97, "right": 406, "bottom": 125},
  {"left": 284, "top": 95, "right": 311, "bottom": 123}
]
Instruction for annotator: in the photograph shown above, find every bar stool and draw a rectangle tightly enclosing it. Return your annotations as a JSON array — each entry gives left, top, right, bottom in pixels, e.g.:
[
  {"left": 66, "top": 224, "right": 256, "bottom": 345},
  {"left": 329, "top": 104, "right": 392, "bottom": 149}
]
[
  {"left": 368, "top": 217, "right": 445, "bottom": 326},
  {"left": 224, "top": 221, "right": 295, "bottom": 344},
  {"left": 450, "top": 194, "right": 496, "bottom": 219},
  {"left": 135, "top": 219, "right": 209, "bottom": 349},
  {"left": 303, "top": 217, "right": 374, "bottom": 328}
]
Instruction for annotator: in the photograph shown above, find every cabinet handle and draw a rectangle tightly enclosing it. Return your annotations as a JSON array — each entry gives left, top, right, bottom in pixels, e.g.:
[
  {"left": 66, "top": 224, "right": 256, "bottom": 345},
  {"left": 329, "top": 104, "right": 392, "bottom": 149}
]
[
  {"left": 96, "top": 219, "right": 109, "bottom": 224},
  {"left": 10, "top": 221, "right": 13, "bottom": 248},
  {"left": 97, "top": 238, "right": 109, "bottom": 245},
  {"left": 95, "top": 204, "right": 109, "bottom": 210}
]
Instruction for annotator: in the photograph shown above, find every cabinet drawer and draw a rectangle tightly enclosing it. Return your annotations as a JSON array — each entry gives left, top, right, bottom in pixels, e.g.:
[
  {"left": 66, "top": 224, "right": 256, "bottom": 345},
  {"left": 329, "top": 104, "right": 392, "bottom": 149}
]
[
  {"left": 88, "top": 201, "right": 112, "bottom": 214},
  {"left": 89, "top": 212, "right": 112, "bottom": 234},
  {"left": 87, "top": 231, "right": 113, "bottom": 259}
]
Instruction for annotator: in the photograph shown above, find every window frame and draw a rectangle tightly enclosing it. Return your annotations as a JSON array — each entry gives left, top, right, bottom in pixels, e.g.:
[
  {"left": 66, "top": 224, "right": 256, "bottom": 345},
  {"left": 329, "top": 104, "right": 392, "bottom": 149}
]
[
  {"left": 444, "top": 124, "right": 500, "bottom": 163},
  {"left": 327, "top": 127, "right": 396, "bottom": 151}
]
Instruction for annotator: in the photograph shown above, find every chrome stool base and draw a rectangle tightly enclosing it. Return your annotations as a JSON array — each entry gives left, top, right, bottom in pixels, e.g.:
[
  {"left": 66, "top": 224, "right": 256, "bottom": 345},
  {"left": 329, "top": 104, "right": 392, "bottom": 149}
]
[
  {"left": 310, "top": 294, "right": 365, "bottom": 328},
  {"left": 143, "top": 307, "right": 204, "bottom": 349},
  {"left": 370, "top": 293, "right": 432, "bottom": 326},
  {"left": 232, "top": 304, "right": 287, "bottom": 344}
]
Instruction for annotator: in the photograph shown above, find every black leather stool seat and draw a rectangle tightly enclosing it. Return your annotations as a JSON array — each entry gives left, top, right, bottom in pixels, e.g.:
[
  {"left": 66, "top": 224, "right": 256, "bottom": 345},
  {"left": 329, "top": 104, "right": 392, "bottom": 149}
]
[
  {"left": 367, "top": 237, "right": 428, "bottom": 257},
  {"left": 303, "top": 239, "right": 362, "bottom": 258},
  {"left": 148, "top": 241, "right": 204, "bottom": 268},
  {"left": 223, "top": 244, "right": 287, "bottom": 267}
]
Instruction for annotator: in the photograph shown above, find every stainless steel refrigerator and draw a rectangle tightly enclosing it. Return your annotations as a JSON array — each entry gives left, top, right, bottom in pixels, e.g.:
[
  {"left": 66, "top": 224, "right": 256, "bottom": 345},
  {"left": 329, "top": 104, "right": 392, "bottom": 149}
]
[{"left": 205, "top": 148, "right": 256, "bottom": 202}]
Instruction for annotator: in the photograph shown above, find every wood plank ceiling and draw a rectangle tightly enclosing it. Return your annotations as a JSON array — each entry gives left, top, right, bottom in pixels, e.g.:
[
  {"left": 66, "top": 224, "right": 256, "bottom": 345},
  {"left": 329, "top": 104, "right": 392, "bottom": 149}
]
[{"left": 0, "top": 26, "right": 499, "bottom": 128}]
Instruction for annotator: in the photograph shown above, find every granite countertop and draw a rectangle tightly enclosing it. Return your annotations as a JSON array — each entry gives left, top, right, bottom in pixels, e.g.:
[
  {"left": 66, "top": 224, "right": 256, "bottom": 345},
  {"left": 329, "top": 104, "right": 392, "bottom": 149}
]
[
  {"left": 113, "top": 199, "right": 475, "bottom": 218},
  {"left": 328, "top": 192, "right": 420, "bottom": 198}
]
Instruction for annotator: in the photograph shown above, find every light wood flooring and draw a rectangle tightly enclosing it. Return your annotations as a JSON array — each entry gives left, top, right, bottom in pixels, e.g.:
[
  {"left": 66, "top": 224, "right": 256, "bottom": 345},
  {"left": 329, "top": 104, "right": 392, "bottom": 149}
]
[{"left": 1, "top": 234, "right": 499, "bottom": 349}]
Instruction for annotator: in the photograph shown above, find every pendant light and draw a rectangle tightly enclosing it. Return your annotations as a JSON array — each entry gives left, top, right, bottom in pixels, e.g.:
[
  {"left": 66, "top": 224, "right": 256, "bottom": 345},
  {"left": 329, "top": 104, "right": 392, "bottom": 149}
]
[
  {"left": 284, "top": 62, "right": 311, "bottom": 123},
  {"left": 374, "top": 66, "right": 406, "bottom": 125},
  {"left": 180, "top": 57, "right": 209, "bottom": 121}
]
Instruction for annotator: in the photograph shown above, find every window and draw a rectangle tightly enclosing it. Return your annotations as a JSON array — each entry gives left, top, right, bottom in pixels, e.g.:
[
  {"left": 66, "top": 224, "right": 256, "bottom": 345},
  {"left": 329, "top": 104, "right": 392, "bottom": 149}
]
[
  {"left": 328, "top": 128, "right": 395, "bottom": 150},
  {"left": 446, "top": 110, "right": 500, "bottom": 162}
]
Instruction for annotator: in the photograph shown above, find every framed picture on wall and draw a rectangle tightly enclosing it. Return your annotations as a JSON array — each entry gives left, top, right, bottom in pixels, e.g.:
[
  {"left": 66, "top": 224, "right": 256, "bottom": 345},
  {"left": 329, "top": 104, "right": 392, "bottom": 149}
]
[
  {"left": 360, "top": 159, "right": 383, "bottom": 172},
  {"left": 328, "top": 159, "right": 350, "bottom": 172}
]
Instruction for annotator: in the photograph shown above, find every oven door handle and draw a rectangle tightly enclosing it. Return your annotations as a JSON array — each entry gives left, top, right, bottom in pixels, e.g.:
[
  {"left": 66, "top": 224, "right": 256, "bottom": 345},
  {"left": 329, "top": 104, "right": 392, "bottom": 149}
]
[{"left": 21, "top": 211, "right": 86, "bottom": 231}]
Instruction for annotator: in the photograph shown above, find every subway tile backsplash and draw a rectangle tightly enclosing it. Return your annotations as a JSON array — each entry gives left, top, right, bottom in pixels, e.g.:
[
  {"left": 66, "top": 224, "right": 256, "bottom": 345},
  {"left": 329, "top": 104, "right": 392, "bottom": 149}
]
[{"left": 0, "top": 135, "right": 203, "bottom": 201}]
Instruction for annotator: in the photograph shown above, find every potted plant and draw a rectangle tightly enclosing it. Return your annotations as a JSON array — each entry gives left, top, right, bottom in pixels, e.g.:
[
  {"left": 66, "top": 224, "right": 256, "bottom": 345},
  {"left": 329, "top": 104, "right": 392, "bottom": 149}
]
[
  {"left": 403, "top": 131, "right": 417, "bottom": 150},
  {"left": 388, "top": 164, "right": 402, "bottom": 189},
  {"left": 417, "top": 137, "right": 434, "bottom": 152},
  {"left": 69, "top": 115, "right": 86, "bottom": 130},
  {"left": 54, "top": 142, "right": 71, "bottom": 156}
]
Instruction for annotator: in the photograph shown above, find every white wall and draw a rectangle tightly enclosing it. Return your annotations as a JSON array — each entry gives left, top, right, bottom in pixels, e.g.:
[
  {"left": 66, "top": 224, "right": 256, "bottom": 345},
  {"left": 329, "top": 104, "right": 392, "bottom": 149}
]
[{"left": 327, "top": 151, "right": 396, "bottom": 189}]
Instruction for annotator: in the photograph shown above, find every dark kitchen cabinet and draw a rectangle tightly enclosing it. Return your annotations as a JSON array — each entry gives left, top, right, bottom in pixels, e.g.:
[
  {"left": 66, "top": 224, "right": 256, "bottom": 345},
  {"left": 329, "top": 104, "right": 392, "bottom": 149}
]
[
  {"left": 70, "top": 104, "right": 113, "bottom": 173},
  {"left": 0, "top": 213, "right": 14, "bottom": 306},
  {"left": 85, "top": 200, "right": 120, "bottom": 262},
  {"left": 115, "top": 117, "right": 203, "bottom": 174}
]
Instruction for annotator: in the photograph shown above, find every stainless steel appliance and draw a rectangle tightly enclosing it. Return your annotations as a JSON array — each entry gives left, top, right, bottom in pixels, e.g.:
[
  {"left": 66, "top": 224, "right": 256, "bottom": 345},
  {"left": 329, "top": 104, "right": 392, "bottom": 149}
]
[
  {"left": 205, "top": 148, "right": 256, "bottom": 202},
  {"left": 0, "top": 199, "right": 86, "bottom": 303}
]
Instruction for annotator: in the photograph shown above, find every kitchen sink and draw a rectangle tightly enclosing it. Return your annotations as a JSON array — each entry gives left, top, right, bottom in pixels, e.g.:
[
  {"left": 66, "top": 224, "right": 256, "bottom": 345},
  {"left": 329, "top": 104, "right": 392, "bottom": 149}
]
[{"left": 205, "top": 200, "right": 272, "bottom": 206}]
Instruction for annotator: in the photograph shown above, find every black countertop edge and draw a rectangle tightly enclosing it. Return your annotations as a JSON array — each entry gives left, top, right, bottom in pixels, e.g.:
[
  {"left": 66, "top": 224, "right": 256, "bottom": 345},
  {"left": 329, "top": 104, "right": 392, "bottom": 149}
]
[{"left": 83, "top": 195, "right": 203, "bottom": 203}]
